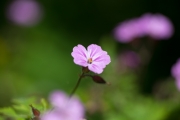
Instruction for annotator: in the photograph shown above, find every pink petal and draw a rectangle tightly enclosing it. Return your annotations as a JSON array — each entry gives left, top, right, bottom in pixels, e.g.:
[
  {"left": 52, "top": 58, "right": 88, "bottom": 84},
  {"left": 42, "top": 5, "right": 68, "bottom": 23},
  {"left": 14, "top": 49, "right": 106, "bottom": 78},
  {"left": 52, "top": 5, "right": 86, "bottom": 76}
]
[
  {"left": 146, "top": 14, "right": 174, "bottom": 39},
  {"left": 41, "top": 91, "right": 84, "bottom": 120},
  {"left": 49, "top": 91, "right": 68, "bottom": 108},
  {"left": 87, "top": 44, "right": 102, "bottom": 58},
  {"left": 92, "top": 50, "right": 106, "bottom": 60},
  {"left": 41, "top": 110, "right": 62, "bottom": 120},
  {"left": 73, "top": 59, "right": 88, "bottom": 67},
  {"left": 94, "top": 54, "right": 111, "bottom": 67},
  {"left": 171, "top": 59, "right": 180, "bottom": 79},
  {"left": 71, "top": 44, "right": 88, "bottom": 67},
  {"left": 92, "top": 51, "right": 111, "bottom": 67},
  {"left": 113, "top": 21, "right": 136, "bottom": 43},
  {"left": 66, "top": 98, "right": 84, "bottom": 119},
  {"left": 86, "top": 44, "right": 111, "bottom": 73},
  {"left": 88, "top": 63, "right": 103, "bottom": 74}
]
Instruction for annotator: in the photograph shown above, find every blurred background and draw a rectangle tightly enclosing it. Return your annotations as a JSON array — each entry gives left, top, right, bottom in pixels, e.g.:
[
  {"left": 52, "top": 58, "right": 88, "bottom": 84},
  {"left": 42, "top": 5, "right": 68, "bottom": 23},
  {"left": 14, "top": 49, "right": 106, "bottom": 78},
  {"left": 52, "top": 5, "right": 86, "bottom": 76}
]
[{"left": 0, "top": 0, "right": 180, "bottom": 120}]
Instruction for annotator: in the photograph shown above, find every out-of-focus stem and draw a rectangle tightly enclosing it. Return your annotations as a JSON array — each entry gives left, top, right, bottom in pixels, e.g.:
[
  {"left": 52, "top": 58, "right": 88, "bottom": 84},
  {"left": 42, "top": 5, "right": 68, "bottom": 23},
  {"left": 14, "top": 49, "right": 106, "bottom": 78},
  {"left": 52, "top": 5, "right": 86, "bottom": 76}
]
[{"left": 70, "top": 73, "right": 85, "bottom": 97}]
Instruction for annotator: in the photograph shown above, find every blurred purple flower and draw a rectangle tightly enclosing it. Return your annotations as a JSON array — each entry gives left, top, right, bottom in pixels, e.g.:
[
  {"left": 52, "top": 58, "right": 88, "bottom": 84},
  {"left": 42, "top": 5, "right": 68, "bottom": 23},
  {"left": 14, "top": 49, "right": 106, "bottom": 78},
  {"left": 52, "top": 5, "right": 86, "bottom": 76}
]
[
  {"left": 171, "top": 59, "right": 180, "bottom": 79},
  {"left": 71, "top": 44, "right": 111, "bottom": 74},
  {"left": 6, "top": 0, "right": 43, "bottom": 26},
  {"left": 119, "top": 51, "right": 141, "bottom": 69},
  {"left": 171, "top": 59, "right": 180, "bottom": 91},
  {"left": 113, "top": 19, "right": 147, "bottom": 43},
  {"left": 41, "top": 91, "right": 84, "bottom": 120},
  {"left": 145, "top": 14, "right": 174, "bottom": 40},
  {"left": 113, "top": 13, "right": 174, "bottom": 43}
]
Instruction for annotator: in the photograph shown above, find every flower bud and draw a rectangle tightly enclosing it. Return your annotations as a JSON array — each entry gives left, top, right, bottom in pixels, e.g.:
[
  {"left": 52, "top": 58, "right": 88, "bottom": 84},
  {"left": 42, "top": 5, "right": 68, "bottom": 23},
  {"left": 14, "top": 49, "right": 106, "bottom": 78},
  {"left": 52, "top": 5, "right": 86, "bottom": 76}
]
[
  {"left": 30, "top": 104, "right": 40, "bottom": 117},
  {"left": 92, "top": 75, "right": 106, "bottom": 84}
]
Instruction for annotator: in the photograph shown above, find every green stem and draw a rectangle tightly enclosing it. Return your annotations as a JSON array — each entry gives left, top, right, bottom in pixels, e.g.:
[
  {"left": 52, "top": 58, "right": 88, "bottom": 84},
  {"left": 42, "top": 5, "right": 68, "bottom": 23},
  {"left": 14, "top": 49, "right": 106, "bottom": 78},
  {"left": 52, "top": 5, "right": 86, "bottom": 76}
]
[{"left": 70, "top": 73, "right": 84, "bottom": 97}]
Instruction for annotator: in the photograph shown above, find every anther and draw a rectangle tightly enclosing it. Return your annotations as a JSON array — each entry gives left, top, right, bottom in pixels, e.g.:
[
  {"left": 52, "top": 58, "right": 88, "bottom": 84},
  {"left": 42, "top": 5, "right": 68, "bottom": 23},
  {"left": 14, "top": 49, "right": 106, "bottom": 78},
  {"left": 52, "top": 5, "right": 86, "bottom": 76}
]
[{"left": 87, "top": 58, "right": 93, "bottom": 64}]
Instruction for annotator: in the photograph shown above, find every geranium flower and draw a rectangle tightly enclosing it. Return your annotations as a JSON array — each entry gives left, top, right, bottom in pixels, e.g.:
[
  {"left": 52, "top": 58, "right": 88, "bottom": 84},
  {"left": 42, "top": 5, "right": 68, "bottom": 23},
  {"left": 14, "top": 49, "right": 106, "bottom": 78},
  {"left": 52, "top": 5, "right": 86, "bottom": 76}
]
[
  {"left": 71, "top": 44, "right": 111, "bottom": 74},
  {"left": 113, "top": 13, "right": 174, "bottom": 43},
  {"left": 41, "top": 91, "right": 84, "bottom": 120}
]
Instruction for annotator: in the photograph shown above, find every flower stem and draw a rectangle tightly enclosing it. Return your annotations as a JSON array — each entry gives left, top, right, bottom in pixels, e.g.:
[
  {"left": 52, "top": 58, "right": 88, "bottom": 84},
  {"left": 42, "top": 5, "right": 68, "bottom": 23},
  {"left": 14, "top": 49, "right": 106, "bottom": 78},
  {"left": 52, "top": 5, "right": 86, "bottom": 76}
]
[{"left": 70, "top": 73, "right": 84, "bottom": 97}]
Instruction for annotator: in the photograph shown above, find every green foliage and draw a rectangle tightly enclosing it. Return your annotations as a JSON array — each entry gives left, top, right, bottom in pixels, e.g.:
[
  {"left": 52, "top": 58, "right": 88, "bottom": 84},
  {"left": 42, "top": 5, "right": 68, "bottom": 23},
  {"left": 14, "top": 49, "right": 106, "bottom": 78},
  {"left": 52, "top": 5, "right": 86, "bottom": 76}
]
[{"left": 0, "top": 97, "right": 48, "bottom": 120}]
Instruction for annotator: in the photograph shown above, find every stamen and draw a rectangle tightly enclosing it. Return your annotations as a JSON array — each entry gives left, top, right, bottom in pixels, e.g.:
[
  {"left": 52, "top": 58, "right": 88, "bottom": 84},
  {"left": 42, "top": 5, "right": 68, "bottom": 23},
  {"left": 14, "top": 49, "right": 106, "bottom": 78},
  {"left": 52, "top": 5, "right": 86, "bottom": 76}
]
[{"left": 87, "top": 58, "right": 93, "bottom": 64}]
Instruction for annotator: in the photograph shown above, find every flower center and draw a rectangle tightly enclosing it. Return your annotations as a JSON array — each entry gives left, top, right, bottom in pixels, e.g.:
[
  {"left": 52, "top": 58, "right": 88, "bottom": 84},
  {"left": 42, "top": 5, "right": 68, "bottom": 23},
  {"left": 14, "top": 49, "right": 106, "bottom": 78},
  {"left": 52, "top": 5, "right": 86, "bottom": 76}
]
[{"left": 87, "top": 58, "right": 93, "bottom": 64}]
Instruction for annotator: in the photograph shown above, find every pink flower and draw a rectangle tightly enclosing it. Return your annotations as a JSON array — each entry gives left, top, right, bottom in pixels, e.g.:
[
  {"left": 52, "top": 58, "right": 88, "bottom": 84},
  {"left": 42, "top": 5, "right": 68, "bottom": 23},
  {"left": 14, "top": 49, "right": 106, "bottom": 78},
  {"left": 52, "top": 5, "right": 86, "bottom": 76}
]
[
  {"left": 113, "top": 19, "right": 147, "bottom": 43},
  {"left": 41, "top": 91, "right": 84, "bottom": 120},
  {"left": 6, "top": 0, "right": 43, "bottom": 26},
  {"left": 71, "top": 44, "right": 111, "bottom": 74},
  {"left": 171, "top": 59, "right": 180, "bottom": 79},
  {"left": 113, "top": 13, "right": 174, "bottom": 43},
  {"left": 145, "top": 14, "right": 174, "bottom": 40},
  {"left": 171, "top": 59, "right": 180, "bottom": 91}
]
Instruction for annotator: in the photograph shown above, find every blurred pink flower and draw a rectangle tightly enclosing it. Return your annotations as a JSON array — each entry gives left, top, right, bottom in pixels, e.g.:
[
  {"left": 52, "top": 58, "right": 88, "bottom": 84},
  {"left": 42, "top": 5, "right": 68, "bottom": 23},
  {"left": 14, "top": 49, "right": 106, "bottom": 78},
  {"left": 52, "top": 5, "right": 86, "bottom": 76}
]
[
  {"left": 41, "top": 91, "right": 84, "bottom": 120},
  {"left": 113, "top": 13, "right": 174, "bottom": 43},
  {"left": 171, "top": 59, "right": 180, "bottom": 91},
  {"left": 171, "top": 59, "right": 180, "bottom": 79},
  {"left": 6, "top": 0, "right": 43, "bottom": 26},
  {"left": 71, "top": 44, "right": 111, "bottom": 74},
  {"left": 145, "top": 14, "right": 174, "bottom": 40},
  {"left": 113, "top": 19, "right": 146, "bottom": 43}
]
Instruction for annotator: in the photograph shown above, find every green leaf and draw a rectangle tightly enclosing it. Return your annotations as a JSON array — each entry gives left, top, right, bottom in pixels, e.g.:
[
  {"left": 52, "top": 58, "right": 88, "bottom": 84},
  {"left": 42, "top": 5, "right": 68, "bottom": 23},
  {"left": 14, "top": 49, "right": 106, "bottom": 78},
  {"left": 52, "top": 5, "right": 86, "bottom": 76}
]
[
  {"left": 41, "top": 98, "right": 48, "bottom": 111},
  {"left": 0, "top": 107, "right": 17, "bottom": 118}
]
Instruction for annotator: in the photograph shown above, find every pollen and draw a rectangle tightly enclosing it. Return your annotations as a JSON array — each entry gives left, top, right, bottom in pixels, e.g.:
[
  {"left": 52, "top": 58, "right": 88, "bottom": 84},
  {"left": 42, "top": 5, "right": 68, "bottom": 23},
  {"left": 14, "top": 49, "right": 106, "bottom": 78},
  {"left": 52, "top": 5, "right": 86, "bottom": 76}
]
[{"left": 87, "top": 58, "right": 93, "bottom": 64}]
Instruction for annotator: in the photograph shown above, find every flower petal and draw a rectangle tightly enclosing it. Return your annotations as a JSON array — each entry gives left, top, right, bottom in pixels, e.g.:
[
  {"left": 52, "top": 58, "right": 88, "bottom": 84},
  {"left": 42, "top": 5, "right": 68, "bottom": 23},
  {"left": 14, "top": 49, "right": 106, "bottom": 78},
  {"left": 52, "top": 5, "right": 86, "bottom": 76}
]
[
  {"left": 71, "top": 44, "right": 88, "bottom": 66},
  {"left": 41, "top": 90, "right": 84, "bottom": 120},
  {"left": 88, "top": 63, "right": 103, "bottom": 74},
  {"left": 92, "top": 51, "right": 111, "bottom": 68},
  {"left": 66, "top": 97, "right": 84, "bottom": 120},
  {"left": 87, "top": 44, "right": 102, "bottom": 58},
  {"left": 94, "top": 54, "right": 111, "bottom": 67},
  {"left": 41, "top": 110, "right": 62, "bottom": 120},
  {"left": 73, "top": 59, "right": 88, "bottom": 67},
  {"left": 49, "top": 91, "right": 68, "bottom": 108},
  {"left": 87, "top": 44, "right": 111, "bottom": 65}
]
